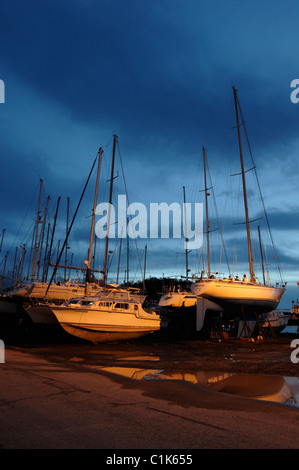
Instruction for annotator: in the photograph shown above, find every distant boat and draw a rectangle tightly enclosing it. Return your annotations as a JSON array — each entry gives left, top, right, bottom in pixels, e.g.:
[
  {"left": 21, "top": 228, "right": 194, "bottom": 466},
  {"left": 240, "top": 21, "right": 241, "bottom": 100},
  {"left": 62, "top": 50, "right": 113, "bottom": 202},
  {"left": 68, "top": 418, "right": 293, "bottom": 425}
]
[
  {"left": 23, "top": 136, "right": 150, "bottom": 327},
  {"left": 159, "top": 288, "right": 196, "bottom": 309},
  {"left": 2, "top": 138, "right": 147, "bottom": 326},
  {"left": 0, "top": 152, "right": 105, "bottom": 317},
  {"left": 191, "top": 87, "right": 285, "bottom": 316},
  {"left": 259, "top": 309, "right": 290, "bottom": 334},
  {"left": 159, "top": 187, "right": 197, "bottom": 311},
  {"left": 4, "top": 280, "right": 93, "bottom": 306},
  {"left": 45, "top": 294, "right": 167, "bottom": 343}
]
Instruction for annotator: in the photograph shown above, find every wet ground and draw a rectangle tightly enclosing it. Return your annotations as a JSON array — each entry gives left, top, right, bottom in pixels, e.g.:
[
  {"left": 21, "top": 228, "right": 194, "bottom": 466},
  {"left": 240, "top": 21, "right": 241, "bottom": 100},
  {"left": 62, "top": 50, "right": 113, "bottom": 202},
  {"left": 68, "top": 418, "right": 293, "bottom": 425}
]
[
  {"left": 2, "top": 321, "right": 299, "bottom": 396},
  {"left": 2, "top": 322, "right": 299, "bottom": 449}
]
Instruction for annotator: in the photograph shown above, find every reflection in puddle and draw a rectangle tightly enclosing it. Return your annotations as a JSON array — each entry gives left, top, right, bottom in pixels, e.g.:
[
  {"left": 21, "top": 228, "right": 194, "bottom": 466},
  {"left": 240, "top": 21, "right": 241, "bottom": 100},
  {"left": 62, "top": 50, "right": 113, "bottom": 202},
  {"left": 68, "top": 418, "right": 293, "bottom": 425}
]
[
  {"left": 97, "top": 366, "right": 299, "bottom": 408},
  {"left": 118, "top": 355, "right": 160, "bottom": 362}
]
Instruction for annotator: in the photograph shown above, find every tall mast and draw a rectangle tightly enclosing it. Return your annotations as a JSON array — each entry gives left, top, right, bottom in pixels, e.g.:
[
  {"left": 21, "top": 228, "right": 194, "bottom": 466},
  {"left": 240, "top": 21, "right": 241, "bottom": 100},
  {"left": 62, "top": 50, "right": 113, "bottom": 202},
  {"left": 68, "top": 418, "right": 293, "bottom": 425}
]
[
  {"left": 64, "top": 197, "right": 70, "bottom": 281},
  {"left": 103, "top": 135, "right": 117, "bottom": 282},
  {"left": 42, "top": 222, "right": 51, "bottom": 282},
  {"left": 233, "top": 86, "right": 254, "bottom": 281},
  {"left": 86, "top": 147, "right": 103, "bottom": 294},
  {"left": 116, "top": 232, "right": 123, "bottom": 285},
  {"left": 0, "top": 228, "right": 5, "bottom": 257},
  {"left": 202, "top": 147, "right": 210, "bottom": 277},
  {"left": 45, "top": 151, "right": 99, "bottom": 296},
  {"left": 183, "top": 186, "right": 189, "bottom": 281},
  {"left": 36, "top": 195, "right": 50, "bottom": 280},
  {"left": 258, "top": 225, "right": 266, "bottom": 286},
  {"left": 44, "top": 196, "right": 61, "bottom": 282},
  {"left": 126, "top": 215, "right": 129, "bottom": 284},
  {"left": 143, "top": 243, "right": 147, "bottom": 281},
  {"left": 31, "top": 179, "right": 43, "bottom": 281}
]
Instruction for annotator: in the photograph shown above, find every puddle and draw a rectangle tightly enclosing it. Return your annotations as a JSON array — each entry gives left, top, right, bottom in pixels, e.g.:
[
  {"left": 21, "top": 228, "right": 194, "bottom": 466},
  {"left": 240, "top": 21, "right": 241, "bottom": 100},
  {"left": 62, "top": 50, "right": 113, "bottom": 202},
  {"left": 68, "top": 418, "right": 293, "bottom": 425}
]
[
  {"left": 118, "top": 355, "right": 160, "bottom": 362},
  {"left": 96, "top": 366, "right": 299, "bottom": 409}
]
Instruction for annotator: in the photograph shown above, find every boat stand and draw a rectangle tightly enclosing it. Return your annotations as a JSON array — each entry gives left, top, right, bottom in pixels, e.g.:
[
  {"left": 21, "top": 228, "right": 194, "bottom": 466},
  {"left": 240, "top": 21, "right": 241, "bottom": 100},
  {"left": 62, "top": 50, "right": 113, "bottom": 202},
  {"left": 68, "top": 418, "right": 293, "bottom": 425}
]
[{"left": 237, "top": 307, "right": 277, "bottom": 342}]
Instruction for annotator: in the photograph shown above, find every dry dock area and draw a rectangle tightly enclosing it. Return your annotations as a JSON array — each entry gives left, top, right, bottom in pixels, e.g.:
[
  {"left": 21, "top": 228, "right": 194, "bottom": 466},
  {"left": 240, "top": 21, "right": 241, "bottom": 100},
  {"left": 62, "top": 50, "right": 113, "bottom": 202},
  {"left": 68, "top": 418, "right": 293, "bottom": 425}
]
[{"left": 1, "top": 329, "right": 299, "bottom": 450}]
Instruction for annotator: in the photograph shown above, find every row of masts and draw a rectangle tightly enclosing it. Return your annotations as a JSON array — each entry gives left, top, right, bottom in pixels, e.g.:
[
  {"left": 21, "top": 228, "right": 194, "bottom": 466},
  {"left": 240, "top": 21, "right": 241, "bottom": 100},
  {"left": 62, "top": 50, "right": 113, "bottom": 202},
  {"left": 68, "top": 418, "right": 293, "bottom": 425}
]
[
  {"left": 183, "top": 86, "right": 268, "bottom": 285},
  {"left": 1, "top": 88, "right": 282, "bottom": 290},
  {"left": 0, "top": 134, "right": 141, "bottom": 293},
  {"left": 0, "top": 180, "right": 60, "bottom": 286}
]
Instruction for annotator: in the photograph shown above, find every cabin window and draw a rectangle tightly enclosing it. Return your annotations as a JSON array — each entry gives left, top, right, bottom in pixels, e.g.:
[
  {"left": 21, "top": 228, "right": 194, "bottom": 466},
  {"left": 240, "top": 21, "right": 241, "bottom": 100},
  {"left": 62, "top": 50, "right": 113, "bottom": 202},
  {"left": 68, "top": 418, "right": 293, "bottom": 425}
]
[
  {"left": 134, "top": 305, "right": 138, "bottom": 311},
  {"left": 81, "top": 300, "right": 94, "bottom": 306},
  {"left": 114, "top": 303, "right": 129, "bottom": 309},
  {"left": 99, "top": 301, "right": 112, "bottom": 307}
]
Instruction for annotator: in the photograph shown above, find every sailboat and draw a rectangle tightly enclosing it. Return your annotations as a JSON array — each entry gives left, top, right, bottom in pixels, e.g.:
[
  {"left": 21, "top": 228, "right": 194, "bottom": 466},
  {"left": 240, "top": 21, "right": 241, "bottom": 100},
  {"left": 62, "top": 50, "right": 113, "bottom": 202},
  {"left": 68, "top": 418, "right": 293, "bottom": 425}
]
[
  {"left": 191, "top": 87, "right": 285, "bottom": 316},
  {"left": 0, "top": 155, "right": 109, "bottom": 321},
  {"left": 159, "top": 186, "right": 197, "bottom": 310},
  {"left": 158, "top": 287, "right": 197, "bottom": 309},
  {"left": 0, "top": 181, "right": 71, "bottom": 316},
  {"left": 26, "top": 135, "right": 159, "bottom": 340},
  {"left": 48, "top": 296, "right": 167, "bottom": 343}
]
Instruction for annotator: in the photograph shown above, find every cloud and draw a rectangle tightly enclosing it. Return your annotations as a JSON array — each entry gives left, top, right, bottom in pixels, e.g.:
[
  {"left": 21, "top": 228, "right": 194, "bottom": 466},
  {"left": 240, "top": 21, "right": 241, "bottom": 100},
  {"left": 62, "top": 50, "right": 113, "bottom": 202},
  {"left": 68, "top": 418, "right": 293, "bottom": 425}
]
[{"left": 0, "top": 0, "right": 298, "bottom": 307}]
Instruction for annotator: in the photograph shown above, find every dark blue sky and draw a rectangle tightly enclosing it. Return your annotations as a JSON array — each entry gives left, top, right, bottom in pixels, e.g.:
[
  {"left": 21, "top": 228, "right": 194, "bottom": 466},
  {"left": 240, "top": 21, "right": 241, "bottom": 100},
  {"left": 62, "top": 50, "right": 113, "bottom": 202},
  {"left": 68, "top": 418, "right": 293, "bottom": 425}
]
[{"left": 0, "top": 0, "right": 298, "bottom": 307}]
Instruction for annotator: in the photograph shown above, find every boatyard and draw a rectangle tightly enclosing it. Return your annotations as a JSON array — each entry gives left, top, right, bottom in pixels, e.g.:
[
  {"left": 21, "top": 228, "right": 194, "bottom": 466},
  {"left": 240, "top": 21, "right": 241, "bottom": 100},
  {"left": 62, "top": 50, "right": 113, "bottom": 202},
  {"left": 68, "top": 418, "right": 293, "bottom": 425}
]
[
  {"left": 1, "top": 87, "right": 299, "bottom": 449},
  {"left": 1, "top": 323, "right": 299, "bottom": 450},
  {"left": 1, "top": 0, "right": 299, "bottom": 455}
]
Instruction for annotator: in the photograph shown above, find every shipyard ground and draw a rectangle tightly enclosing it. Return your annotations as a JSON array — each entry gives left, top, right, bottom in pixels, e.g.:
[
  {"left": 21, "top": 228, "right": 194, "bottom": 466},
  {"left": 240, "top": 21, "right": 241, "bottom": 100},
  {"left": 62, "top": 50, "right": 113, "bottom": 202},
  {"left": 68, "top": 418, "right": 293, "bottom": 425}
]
[{"left": 1, "top": 324, "right": 299, "bottom": 451}]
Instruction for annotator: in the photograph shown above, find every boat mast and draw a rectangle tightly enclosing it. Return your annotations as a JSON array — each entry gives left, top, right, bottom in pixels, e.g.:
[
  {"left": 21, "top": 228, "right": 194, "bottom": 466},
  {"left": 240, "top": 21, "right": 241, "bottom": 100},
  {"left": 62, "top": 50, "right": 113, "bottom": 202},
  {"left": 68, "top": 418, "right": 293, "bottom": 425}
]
[
  {"left": 232, "top": 86, "right": 255, "bottom": 282},
  {"left": 43, "top": 196, "right": 61, "bottom": 282},
  {"left": 87, "top": 147, "right": 103, "bottom": 268},
  {"left": 258, "top": 225, "right": 266, "bottom": 286},
  {"left": 36, "top": 195, "right": 50, "bottom": 280},
  {"left": 86, "top": 147, "right": 103, "bottom": 294},
  {"left": 31, "top": 178, "right": 43, "bottom": 281},
  {"left": 0, "top": 228, "right": 5, "bottom": 257},
  {"left": 64, "top": 196, "right": 70, "bottom": 281},
  {"left": 143, "top": 243, "right": 147, "bottom": 281},
  {"left": 126, "top": 215, "right": 129, "bottom": 284},
  {"left": 183, "top": 186, "right": 189, "bottom": 281},
  {"left": 103, "top": 135, "right": 117, "bottom": 282},
  {"left": 45, "top": 152, "right": 99, "bottom": 297},
  {"left": 202, "top": 147, "right": 210, "bottom": 277},
  {"left": 116, "top": 232, "right": 123, "bottom": 284}
]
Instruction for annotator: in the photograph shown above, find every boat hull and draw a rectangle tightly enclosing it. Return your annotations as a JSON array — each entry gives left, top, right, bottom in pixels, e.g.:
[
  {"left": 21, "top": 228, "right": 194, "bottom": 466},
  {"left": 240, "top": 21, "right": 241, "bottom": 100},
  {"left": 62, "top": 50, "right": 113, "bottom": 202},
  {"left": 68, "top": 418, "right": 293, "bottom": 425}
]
[
  {"left": 7, "top": 282, "right": 93, "bottom": 305},
  {"left": 191, "top": 279, "right": 285, "bottom": 315},
  {"left": 60, "top": 323, "right": 158, "bottom": 343},
  {"left": 6, "top": 283, "right": 146, "bottom": 325},
  {"left": 51, "top": 306, "right": 163, "bottom": 343},
  {"left": 260, "top": 311, "right": 290, "bottom": 333},
  {"left": 159, "top": 292, "right": 197, "bottom": 309},
  {"left": 25, "top": 305, "right": 60, "bottom": 325}
]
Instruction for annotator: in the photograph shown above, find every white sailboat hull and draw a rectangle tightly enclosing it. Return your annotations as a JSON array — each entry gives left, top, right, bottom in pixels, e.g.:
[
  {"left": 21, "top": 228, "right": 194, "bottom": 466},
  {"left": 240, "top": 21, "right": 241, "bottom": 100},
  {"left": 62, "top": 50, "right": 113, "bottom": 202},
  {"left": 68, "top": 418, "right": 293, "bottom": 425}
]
[
  {"left": 159, "top": 292, "right": 197, "bottom": 308},
  {"left": 8, "top": 282, "right": 92, "bottom": 304},
  {"left": 260, "top": 310, "right": 290, "bottom": 332},
  {"left": 50, "top": 304, "right": 164, "bottom": 343},
  {"left": 6, "top": 282, "right": 147, "bottom": 325},
  {"left": 191, "top": 279, "right": 285, "bottom": 315}
]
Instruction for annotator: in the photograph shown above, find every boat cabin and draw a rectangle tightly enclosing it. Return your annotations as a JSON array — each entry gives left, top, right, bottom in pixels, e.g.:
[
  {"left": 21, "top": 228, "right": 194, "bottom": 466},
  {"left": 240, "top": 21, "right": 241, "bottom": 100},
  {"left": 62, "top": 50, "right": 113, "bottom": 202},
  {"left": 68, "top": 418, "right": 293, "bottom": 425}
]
[{"left": 66, "top": 297, "right": 140, "bottom": 313}]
